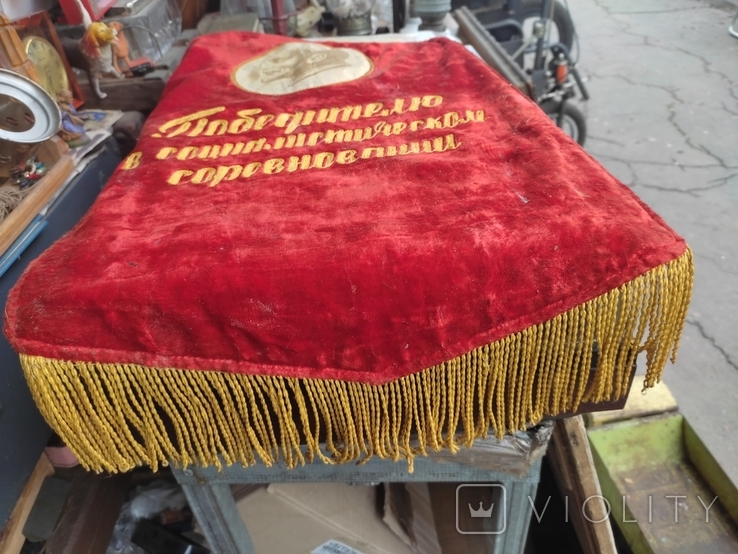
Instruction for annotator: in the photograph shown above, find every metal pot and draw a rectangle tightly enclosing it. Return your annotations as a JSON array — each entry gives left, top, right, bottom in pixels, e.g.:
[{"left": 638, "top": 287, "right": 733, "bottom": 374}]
[
  {"left": 335, "top": 12, "right": 373, "bottom": 35},
  {"left": 0, "top": 69, "right": 61, "bottom": 178}
]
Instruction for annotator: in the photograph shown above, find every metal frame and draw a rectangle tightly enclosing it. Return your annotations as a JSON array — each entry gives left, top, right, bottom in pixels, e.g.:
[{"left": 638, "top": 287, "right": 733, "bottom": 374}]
[
  {"left": 454, "top": 6, "right": 536, "bottom": 99},
  {"left": 172, "top": 452, "right": 542, "bottom": 554}
]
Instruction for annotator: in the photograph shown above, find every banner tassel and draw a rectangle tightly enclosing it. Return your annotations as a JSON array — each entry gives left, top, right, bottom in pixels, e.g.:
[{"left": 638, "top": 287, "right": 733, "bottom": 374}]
[{"left": 20, "top": 249, "right": 693, "bottom": 474}]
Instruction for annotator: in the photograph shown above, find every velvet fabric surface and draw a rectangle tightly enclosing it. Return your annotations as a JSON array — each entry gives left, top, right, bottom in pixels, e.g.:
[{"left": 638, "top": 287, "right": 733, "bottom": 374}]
[{"left": 6, "top": 32, "right": 687, "bottom": 386}]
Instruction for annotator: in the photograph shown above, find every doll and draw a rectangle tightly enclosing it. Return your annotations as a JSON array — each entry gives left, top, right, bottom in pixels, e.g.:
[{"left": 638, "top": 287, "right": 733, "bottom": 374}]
[{"left": 56, "top": 89, "right": 90, "bottom": 147}]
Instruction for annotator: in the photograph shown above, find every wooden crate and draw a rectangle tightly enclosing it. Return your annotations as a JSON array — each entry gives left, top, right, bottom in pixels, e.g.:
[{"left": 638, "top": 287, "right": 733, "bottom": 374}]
[{"left": 588, "top": 413, "right": 738, "bottom": 553}]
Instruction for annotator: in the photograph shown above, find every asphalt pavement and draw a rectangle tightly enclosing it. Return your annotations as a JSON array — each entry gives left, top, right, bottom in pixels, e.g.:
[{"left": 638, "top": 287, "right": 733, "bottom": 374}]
[{"left": 566, "top": 0, "right": 738, "bottom": 486}]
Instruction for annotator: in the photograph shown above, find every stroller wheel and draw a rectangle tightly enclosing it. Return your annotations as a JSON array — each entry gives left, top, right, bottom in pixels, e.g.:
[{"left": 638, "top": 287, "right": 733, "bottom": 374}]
[{"left": 540, "top": 99, "right": 587, "bottom": 146}]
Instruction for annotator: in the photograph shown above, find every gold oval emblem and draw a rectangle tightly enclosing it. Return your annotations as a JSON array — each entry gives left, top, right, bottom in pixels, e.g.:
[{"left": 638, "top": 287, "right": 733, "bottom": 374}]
[{"left": 232, "top": 42, "right": 373, "bottom": 96}]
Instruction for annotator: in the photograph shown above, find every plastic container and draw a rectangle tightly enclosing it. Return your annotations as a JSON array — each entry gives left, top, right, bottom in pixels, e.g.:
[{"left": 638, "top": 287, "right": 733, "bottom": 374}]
[
  {"left": 104, "top": 0, "right": 182, "bottom": 62},
  {"left": 221, "top": 0, "right": 297, "bottom": 21}
]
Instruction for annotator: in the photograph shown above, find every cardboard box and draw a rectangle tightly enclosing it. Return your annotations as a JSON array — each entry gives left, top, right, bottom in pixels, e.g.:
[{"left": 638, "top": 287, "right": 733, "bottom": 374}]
[
  {"left": 383, "top": 483, "right": 442, "bottom": 554},
  {"left": 236, "top": 483, "right": 417, "bottom": 554}
]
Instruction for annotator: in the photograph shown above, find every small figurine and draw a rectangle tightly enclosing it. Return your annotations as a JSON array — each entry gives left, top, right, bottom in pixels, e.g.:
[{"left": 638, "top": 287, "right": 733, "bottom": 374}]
[
  {"left": 107, "top": 21, "right": 155, "bottom": 77},
  {"left": 56, "top": 88, "right": 90, "bottom": 147},
  {"left": 66, "top": 0, "right": 124, "bottom": 100},
  {"left": 108, "top": 21, "right": 133, "bottom": 76}
]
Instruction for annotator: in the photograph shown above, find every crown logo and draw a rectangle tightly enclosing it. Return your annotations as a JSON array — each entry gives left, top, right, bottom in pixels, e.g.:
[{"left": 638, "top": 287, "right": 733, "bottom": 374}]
[{"left": 468, "top": 501, "right": 494, "bottom": 518}]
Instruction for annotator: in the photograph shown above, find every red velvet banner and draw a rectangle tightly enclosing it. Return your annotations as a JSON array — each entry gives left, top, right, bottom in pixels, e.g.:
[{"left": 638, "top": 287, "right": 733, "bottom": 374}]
[{"left": 5, "top": 33, "right": 686, "bottom": 386}]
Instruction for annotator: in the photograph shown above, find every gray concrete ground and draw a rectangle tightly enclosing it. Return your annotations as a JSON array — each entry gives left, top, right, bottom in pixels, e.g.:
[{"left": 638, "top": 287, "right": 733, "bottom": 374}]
[{"left": 566, "top": 0, "right": 738, "bottom": 485}]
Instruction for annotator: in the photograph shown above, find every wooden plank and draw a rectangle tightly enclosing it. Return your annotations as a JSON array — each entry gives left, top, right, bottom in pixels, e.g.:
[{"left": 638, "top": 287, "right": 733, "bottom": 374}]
[
  {"left": 0, "top": 15, "right": 40, "bottom": 82},
  {"left": 585, "top": 375, "right": 678, "bottom": 427},
  {"left": 0, "top": 155, "right": 74, "bottom": 258},
  {"left": 0, "top": 453, "right": 54, "bottom": 554},
  {"left": 76, "top": 74, "right": 168, "bottom": 112},
  {"left": 178, "top": 0, "right": 208, "bottom": 30},
  {"left": 548, "top": 416, "right": 618, "bottom": 554},
  {"left": 42, "top": 469, "right": 131, "bottom": 554},
  {"left": 22, "top": 477, "right": 72, "bottom": 542},
  {"left": 683, "top": 419, "right": 738, "bottom": 526}
]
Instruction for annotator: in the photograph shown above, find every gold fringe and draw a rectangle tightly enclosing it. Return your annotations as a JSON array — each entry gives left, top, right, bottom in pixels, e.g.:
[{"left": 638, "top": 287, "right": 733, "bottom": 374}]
[{"left": 20, "top": 249, "right": 693, "bottom": 474}]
